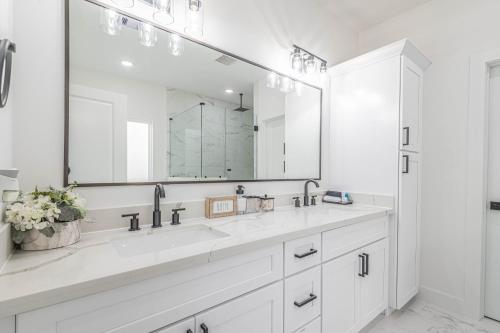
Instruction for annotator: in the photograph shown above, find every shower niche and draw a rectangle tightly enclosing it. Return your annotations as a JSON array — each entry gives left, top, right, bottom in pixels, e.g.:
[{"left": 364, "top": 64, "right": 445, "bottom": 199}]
[{"left": 65, "top": 0, "right": 322, "bottom": 185}]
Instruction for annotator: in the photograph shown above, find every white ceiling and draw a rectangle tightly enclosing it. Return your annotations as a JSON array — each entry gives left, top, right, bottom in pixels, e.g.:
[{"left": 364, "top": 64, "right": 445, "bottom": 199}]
[{"left": 313, "top": 0, "right": 432, "bottom": 31}]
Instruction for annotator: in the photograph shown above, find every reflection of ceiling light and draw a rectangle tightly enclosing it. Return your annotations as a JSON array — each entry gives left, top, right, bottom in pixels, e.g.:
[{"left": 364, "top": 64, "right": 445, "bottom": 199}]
[
  {"left": 138, "top": 22, "right": 158, "bottom": 47},
  {"left": 100, "top": 9, "right": 122, "bottom": 36},
  {"left": 280, "top": 76, "right": 294, "bottom": 93},
  {"left": 225, "top": 89, "right": 234, "bottom": 94},
  {"left": 266, "top": 72, "right": 279, "bottom": 89},
  {"left": 111, "top": 0, "right": 134, "bottom": 8},
  {"left": 291, "top": 48, "right": 303, "bottom": 72},
  {"left": 153, "top": 0, "right": 174, "bottom": 25},
  {"left": 169, "top": 33, "right": 184, "bottom": 56},
  {"left": 121, "top": 60, "right": 134, "bottom": 67}
]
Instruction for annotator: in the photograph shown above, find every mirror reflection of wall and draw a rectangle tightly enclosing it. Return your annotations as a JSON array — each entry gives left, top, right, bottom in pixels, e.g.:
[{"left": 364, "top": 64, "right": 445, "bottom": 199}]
[{"left": 67, "top": 0, "right": 321, "bottom": 185}]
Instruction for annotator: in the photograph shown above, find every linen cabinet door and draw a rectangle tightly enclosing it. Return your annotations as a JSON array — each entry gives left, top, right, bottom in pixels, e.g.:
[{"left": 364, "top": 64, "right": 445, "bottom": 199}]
[
  {"left": 397, "top": 152, "right": 421, "bottom": 309},
  {"left": 322, "top": 251, "right": 360, "bottom": 333},
  {"left": 358, "top": 240, "right": 388, "bottom": 326},
  {"left": 400, "top": 56, "right": 423, "bottom": 153},
  {"left": 194, "top": 281, "right": 283, "bottom": 333}
]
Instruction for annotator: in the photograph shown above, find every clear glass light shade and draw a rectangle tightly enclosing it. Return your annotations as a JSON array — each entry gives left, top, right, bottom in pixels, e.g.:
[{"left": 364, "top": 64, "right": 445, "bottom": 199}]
[
  {"left": 291, "top": 49, "right": 303, "bottom": 72},
  {"left": 304, "top": 55, "right": 316, "bottom": 74},
  {"left": 153, "top": 0, "right": 174, "bottom": 25},
  {"left": 111, "top": 0, "right": 134, "bottom": 8},
  {"left": 138, "top": 22, "right": 158, "bottom": 47},
  {"left": 266, "top": 72, "right": 279, "bottom": 88},
  {"left": 185, "top": 0, "right": 204, "bottom": 36},
  {"left": 320, "top": 61, "right": 327, "bottom": 73},
  {"left": 169, "top": 33, "right": 184, "bottom": 56},
  {"left": 280, "top": 76, "right": 294, "bottom": 93},
  {"left": 100, "top": 9, "right": 122, "bottom": 36}
]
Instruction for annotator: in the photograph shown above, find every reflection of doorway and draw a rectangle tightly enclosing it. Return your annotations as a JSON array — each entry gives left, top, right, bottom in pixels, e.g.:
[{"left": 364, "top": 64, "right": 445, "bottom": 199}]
[
  {"left": 68, "top": 85, "right": 127, "bottom": 183},
  {"left": 262, "top": 115, "right": 285, "bottom": 179},
  {"left": 485, "top": 65, "right": 500, "bottom": 322}
]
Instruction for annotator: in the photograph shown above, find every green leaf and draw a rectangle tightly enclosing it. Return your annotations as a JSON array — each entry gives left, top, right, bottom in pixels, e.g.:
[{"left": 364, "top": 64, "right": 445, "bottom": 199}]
[
  {"left": 57, "top": 206, "right": 77, "bottom": 222},
  {"left": 39, "top": 227, "right": 55, "bottom": 238}
]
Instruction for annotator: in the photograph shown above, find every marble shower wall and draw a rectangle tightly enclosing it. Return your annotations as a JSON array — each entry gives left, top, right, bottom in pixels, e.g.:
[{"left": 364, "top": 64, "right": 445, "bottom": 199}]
[{"left": 167, "top": 89, "right": 255, "bottom": 180}]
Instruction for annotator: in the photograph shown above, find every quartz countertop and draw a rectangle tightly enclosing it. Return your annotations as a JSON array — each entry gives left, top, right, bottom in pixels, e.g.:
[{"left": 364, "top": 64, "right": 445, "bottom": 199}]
[{"left": 0, "top": 204, "right": 391, "bottom": 317}]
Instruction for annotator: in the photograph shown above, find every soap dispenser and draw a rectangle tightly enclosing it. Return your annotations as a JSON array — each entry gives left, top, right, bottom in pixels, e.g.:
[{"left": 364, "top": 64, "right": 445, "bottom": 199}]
[{"left": 236, "top": 185, "right": 246, "bottom": 215}]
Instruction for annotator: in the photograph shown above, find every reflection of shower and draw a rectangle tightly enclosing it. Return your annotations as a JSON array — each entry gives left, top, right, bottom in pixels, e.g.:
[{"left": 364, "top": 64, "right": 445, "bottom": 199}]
[{"left": 234, "top": 93, "right": 250, "bottom": 112}]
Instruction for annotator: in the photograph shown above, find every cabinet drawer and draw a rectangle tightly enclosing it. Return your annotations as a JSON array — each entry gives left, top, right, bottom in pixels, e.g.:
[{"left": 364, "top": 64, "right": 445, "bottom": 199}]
[
  {"left": 322, "top": 217, "right": 387, "bottom": 262},
  {"left": 294, "top": 317, "right": 321, "bottom": 333},
  {"left": 284, "top": 266, "right": 321, "bottom": 333},
  {"left": 284, "top": 234, "right": 321, "bottom": 276},
  {"left": 16, "top": 245, "right": 283, "bottom": 333}
]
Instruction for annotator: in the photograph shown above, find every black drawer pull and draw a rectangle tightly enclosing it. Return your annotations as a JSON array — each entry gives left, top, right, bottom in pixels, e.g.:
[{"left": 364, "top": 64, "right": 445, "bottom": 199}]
[
  {"left": 294, "top": 293, "right": 317, "bottom": 307},
  {"left": 491, "top": 201, "right": 500, "bottom": 211},
  {"left": 363, "top": 253, "right": 369, "bottom": 276},
  {"left": 294, "top": 249, "right": 318, "bottom": 259},
  {"left": 358, "top": 254, "right": 365, "bottom": 277},
  {"left": 200, "top": 323, "right": 208, "bottom": 333},
  {"left": 187, "top": 330, "right": 193, "bottom": 333},
  {"left": 403, "top": 126, "right": 410, "bottom": 146}
]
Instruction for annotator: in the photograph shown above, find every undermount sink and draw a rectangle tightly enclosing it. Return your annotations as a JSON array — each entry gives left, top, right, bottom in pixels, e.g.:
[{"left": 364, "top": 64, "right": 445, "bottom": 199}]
[{"left": 111, "top": 224, "right": 230, "bottom": 258}]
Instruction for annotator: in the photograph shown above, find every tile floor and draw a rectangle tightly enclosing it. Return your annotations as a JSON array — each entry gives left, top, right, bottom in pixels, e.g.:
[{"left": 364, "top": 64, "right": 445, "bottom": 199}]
[{"left": 362, "top": 299, "right": 500, "bottom": 333}]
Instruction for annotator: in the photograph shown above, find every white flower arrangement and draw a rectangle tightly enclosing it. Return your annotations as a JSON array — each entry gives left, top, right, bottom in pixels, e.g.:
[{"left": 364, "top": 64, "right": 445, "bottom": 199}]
[{"left": 4, "top": 184, "right": 86, "bottom": 244}]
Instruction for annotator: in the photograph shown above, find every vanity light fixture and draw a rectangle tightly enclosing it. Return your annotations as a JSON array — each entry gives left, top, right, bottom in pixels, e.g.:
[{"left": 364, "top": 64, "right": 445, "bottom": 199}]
[
  {"left": 225, "top": 89, "right": 234, "bottom": 94},
  {"left": 111, "top": 0, "right": 135, "bottom": 8},
  {"left": 100, "top": 8, "right": 122, "bottom": 36},
  {"left": 169, "top": 33, "right": 184, "bottom": 56},
  {"left": 266, "top": 72, "right": 279, "bottom": 89},
  {"left": 138, "top": 22, "right": 158, "bottom": 47},
  {"left": 153, "top": 0, "right": 175, "bottom": 25},
  {"left": 121, "top": 60, "right": 134, "bottom": 67},
  {"left": 185, "top": 0, "right": 204, "bottom": 36},
  {"left": 290, "top": 44, "right": 327, "bottom": 75}
]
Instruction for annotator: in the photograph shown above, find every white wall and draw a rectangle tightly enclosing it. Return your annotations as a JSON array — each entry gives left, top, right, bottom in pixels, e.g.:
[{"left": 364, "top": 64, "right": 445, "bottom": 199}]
[
  {"left": 12, "top": 0, "right": 356, "bottom": 209},
  {"left": 0, "top": 0, "right": 14, "bottom": 169},
  {"left": 357, "top": 0, "right": 500, "bottom": 317}
]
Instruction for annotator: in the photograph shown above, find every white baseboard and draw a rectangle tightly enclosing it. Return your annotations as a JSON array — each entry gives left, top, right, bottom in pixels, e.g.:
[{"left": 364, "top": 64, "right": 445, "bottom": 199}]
[{"left": 418, "top": 285, "right": 467, "bottom": 317}]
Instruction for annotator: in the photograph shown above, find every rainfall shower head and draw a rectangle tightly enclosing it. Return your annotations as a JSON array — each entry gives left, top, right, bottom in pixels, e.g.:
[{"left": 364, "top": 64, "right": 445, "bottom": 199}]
[{"left": 234, "top": 93, "right": 250, "bottom": 112}]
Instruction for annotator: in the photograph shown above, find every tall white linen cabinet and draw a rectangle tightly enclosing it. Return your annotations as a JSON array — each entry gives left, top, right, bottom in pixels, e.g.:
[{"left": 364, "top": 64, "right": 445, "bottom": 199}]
[{"left": 329, "top": 39, "right": 431, "bottom": 310}]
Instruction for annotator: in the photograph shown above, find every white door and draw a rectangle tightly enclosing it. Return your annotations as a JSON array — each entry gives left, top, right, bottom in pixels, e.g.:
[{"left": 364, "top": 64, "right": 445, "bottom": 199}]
[
  {"left": 396, "top": 151, "right": 421, "bottom": 308},
  {"left": 156, "top": 317, "right": 195, "bottom": 333},
  {"left": 358, "top": 240, "right": 387, "bottom": 324},
  {"left": 485, "top": 65, "right": 500, "bottom": 321},
  {"left": 400, "top": 56, "right": 423, "bottom": 153},
  {"left": 68, "top": 85, "right": 127, "bottom": 183},
  {"left": 322, "top": 251, "right": 359, "bottom": 333},
  {"left": 194, "top": 281, "right": 283, "bottom": 333}
]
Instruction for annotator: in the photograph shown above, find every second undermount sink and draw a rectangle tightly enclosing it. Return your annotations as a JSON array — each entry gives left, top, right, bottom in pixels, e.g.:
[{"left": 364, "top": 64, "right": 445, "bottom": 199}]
[{"left": 111, "top": 224, "right": 229, "bottom": 258}]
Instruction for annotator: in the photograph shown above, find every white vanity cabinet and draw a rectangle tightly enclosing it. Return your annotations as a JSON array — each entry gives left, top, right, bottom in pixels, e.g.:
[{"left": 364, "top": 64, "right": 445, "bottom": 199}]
[{"left": 330, "top": 39, "right": 430, "bottom": 310}]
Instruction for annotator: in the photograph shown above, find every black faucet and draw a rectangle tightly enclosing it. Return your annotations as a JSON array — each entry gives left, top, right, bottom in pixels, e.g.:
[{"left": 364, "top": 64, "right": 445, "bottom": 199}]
[
  {"left": 304, "top": 179, "right": 319, "bottom": 206},
  {"left": 153, "top": 184, "right": 165, "bottom": 228}
]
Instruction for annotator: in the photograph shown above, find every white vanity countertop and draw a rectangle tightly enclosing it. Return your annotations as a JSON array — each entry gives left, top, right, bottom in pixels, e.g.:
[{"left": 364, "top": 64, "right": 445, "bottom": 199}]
[{"left": 0, "top": 204, "right": 391, "bottom": 317}]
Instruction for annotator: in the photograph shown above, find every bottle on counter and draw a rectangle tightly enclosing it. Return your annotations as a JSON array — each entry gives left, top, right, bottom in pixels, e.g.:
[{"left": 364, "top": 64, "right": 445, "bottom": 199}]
[{"left": 236, "top": 185, "right": 246, "bottom": 215}]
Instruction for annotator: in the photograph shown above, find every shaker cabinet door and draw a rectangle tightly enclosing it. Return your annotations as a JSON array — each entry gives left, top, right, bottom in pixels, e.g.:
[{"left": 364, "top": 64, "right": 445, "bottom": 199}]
[{"left": 400, "top": 56, "right": 423, "bottom": 153}]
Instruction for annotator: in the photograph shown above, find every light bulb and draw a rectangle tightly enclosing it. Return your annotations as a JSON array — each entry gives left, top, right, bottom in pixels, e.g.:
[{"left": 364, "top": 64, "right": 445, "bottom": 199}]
[
  {"left": 153, "top": 0, "right": 174, "bottom": 25},
  {"left": 266, "top": 72, "right": 279, "bottom": 88},
  {"left": 185, "top": 0, "right": 204, "bottom": 36},
  {"left": 138, "top": 22, "right": 158, "bottom": 47},
  {"left": 169, "top": 33, "right": 184, "bottom": 56},
  {"left": 304, "top": 55, "right": 316, "bottom": 75},
  {"left": 111, "top": 0, "right": 134, "bottom": 8},
  {"left": 100, "top": 9, "right": 122, "bottom": 36},
  {"left": 291, "top": 48, "right": 303, "bottom": 72}
]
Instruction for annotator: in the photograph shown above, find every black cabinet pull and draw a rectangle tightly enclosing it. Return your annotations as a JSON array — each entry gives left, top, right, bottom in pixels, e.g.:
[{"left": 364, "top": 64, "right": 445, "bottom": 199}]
[
  {"left": 294, "top": 249, "right": 318, "bottom": 259},
  {"left": 491, "top": 201, "right": 500, "bottom": 211},
  {"left": 402, "top": 155, "right": 409, "bottom": 174},
  {"left": 200, "top": 323, "right": 209, "bottom": 333},
  {"left": 403, "top": 126, "right": 410, "bottom": 146},
  {"left": 362, "top": 253, "right": 369, "bottom": 276},
  {"left": 294, "top": 293, "right": 317, "bottom": 307},
  {"left": 358, "top": 254, "right": 365, "bottom": 277},
  {"left": 187, "top": 330, "right": 193, "bottom": 333}
]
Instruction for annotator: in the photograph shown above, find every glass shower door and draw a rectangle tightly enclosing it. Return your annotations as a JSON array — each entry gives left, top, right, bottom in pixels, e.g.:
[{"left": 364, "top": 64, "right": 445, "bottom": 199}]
[{"left": 201, "top": 103, "right": 226, "bottom": 179}]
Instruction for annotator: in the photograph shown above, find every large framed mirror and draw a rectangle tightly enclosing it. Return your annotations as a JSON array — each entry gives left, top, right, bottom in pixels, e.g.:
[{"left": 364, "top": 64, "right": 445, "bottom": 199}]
[{"left": 65, "top": 0, "right": 322, "bottom": 186}]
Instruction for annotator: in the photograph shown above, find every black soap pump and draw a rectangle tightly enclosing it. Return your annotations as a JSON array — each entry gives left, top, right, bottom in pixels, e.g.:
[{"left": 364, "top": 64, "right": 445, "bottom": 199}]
[{"left": 236, "top": 185, "right": 246, "bottom": 215}]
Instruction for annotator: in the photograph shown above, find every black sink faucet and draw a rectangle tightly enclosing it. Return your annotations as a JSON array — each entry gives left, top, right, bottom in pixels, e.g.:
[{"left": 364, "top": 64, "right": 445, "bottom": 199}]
[
  {"left": 153, "top": 184, "right": 165, "bottom": 228},
  {"left": 304, "top": 179, "right": 319, "bottom": 206}
]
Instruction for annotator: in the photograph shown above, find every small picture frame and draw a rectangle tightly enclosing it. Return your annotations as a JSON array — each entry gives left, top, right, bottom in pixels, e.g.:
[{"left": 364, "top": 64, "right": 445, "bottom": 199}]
[{"left": 205, "top": 196, "right": 237, "bottom": 219}]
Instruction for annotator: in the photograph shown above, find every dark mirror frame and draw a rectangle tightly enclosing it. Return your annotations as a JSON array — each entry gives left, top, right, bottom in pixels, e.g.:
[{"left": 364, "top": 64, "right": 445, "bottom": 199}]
[{"left": 63, "top": 0, "right": 322, "bottom": 187}]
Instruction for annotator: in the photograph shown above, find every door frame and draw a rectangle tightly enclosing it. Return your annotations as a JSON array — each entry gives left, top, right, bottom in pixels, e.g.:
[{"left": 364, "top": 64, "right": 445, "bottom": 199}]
[{"left": 465, "top": 49, "right": 500, "bottom": 320}]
